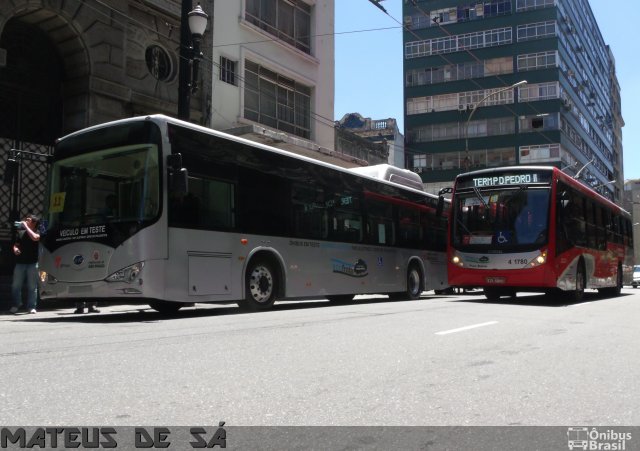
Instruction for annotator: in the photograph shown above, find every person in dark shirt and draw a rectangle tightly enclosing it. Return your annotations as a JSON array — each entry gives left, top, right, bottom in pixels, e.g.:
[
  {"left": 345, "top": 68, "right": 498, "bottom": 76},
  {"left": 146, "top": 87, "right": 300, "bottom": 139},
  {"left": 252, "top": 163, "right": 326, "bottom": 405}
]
[{"left": 9, "top": 214, "right": 40, "bottom": 314}]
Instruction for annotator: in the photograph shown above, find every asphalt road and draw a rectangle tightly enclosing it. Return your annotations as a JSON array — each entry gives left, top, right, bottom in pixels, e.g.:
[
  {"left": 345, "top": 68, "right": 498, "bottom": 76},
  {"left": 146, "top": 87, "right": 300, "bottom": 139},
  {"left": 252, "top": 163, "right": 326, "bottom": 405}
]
[{"left": 1, "top": 288, "right": 639, "bottom": 426}]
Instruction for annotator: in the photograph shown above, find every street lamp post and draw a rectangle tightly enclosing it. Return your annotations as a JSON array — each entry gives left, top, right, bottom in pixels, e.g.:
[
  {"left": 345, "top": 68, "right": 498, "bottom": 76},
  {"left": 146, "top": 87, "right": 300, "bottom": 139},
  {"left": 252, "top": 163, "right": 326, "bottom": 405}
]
[
  {"left": 177, "top": 1, "right": 209, "bottom": 121},
  {"left": 464, "top": 80, "right": 528, "bottom": 167}
]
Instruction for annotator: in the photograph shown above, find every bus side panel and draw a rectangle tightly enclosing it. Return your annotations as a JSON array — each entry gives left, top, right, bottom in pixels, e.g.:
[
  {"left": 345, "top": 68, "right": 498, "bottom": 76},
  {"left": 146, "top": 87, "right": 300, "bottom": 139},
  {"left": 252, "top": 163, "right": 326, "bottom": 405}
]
[{"left": 423, "top": 250, "right": 448, "bottom": 292}]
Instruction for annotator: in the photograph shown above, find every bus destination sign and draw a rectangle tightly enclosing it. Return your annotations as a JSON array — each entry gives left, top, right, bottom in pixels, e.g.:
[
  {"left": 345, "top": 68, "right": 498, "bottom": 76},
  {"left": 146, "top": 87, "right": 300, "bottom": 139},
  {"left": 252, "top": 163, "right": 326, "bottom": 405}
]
[{"left": 457, "top": 170, "right": 552, "bottom": 189}]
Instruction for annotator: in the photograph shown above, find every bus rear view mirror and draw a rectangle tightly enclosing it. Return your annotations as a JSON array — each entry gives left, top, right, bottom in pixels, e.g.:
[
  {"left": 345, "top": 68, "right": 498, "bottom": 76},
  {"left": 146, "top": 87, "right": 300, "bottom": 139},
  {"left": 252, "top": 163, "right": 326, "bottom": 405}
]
[
  {"left": 436, "top": 187, "right": 452, "bottom": 217},
  {"left": 167, "top": 154, "right": 188, "bottom": 194}
]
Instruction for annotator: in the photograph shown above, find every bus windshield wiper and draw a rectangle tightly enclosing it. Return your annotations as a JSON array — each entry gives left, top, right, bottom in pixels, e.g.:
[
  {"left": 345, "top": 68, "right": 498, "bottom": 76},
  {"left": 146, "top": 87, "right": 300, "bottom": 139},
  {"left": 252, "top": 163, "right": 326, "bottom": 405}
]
[{"left": 472, "top": 187, "right": 488, "bottom": 209}]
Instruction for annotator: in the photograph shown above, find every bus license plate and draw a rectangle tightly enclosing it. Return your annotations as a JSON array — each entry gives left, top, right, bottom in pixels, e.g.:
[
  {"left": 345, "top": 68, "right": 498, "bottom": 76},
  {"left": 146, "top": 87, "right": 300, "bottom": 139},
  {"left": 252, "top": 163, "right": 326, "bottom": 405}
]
[{"left": 485, "top": 277, "right": 506, "bottom": 284}]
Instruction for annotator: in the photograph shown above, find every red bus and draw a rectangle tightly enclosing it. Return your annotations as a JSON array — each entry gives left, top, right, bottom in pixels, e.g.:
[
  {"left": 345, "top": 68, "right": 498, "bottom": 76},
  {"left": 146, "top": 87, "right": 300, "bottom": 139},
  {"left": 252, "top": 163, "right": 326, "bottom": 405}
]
[{"left": 446, "top": 166, "right": 633, "bottom": 302}]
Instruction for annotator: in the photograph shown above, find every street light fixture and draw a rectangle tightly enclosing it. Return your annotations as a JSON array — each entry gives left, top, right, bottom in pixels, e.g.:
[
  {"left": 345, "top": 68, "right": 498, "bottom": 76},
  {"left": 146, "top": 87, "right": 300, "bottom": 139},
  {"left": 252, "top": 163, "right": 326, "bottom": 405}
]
[
  {"left": 178, "top": 1, "right": 209, "bottom": 121},
  {"left": 464, "top": 80, "right": 527, "bottom": 167}
]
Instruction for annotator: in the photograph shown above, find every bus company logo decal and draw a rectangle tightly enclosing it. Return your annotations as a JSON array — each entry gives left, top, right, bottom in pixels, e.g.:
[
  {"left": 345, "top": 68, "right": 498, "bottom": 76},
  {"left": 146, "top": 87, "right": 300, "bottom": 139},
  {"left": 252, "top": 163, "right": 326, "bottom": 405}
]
[
  {"left": 71, "top": 254, "right": 88, "bottom": 270},
  {"left": 567, "top": 427, "right": 632, "bottom": 450},
  {"left": 332, "top": 258, "right": 368, "bottom": 277}
]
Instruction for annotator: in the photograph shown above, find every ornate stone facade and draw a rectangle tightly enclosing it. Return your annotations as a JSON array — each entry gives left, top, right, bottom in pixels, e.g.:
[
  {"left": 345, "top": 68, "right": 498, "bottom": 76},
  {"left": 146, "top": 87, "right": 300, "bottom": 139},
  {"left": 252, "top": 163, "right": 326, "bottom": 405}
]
[{"left": 0, "top": 0, "right": 212, "bottom": 273}]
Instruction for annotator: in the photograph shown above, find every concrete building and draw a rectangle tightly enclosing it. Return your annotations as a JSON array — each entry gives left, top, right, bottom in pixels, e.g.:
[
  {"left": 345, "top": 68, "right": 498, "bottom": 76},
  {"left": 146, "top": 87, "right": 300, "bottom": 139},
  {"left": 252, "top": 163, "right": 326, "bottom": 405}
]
[
  {"left": 209, "top": 0, "right": 346, "bottom": 166},
  {"left": 402, "top": 0, "right": 624, "bottom": 201},
  {"left": 0, "top": 0, "right": 345, "bottom": 277},
  {"left": 336, "top": 113, "right": 405, "bottom": 169},
  {"left": 623, "top": 180, "right": 640, "bottom": 264}
]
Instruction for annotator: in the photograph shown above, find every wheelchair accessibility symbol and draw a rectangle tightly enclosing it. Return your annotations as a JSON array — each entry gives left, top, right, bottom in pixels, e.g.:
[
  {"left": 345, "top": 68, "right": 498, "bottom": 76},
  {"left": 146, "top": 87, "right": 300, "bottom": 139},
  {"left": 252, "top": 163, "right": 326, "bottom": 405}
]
[{"left": 496, "top": 231, "right": 510, "bottom": 244}]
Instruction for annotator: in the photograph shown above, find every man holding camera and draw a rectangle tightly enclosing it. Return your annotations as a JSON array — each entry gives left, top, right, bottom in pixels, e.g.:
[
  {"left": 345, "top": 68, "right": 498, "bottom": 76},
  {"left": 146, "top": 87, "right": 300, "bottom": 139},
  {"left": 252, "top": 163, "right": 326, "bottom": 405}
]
[{"left": 9, "top": 214, "right": 40, "bottom": 314}]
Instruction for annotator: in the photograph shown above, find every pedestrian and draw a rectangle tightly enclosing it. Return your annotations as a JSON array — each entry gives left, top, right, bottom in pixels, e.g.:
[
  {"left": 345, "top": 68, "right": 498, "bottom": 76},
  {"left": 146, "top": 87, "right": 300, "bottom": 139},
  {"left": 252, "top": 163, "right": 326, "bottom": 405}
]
[
  {"left": 9, "top": 214, "right": 40, "bottom": 314},
  {"left": 74, "top": 301, "right": 100, "bottom": 314}
]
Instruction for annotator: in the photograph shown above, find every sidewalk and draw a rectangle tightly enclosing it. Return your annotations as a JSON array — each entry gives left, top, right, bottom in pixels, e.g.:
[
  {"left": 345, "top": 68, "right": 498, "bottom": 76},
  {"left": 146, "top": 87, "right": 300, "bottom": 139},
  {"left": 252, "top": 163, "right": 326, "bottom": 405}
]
[{"left": 0, "top": 301, "right": 152, "bottom": 320}]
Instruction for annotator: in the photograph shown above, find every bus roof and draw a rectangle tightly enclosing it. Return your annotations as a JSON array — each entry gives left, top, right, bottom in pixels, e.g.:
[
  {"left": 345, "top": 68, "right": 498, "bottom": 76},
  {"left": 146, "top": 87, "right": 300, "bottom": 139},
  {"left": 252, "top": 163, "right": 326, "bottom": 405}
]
[
  {"left": 57, "top": 114, "right": 435, "bottom": 198},
  {"left": 349, "top": 164, "right": 425, "bottom": 191}
]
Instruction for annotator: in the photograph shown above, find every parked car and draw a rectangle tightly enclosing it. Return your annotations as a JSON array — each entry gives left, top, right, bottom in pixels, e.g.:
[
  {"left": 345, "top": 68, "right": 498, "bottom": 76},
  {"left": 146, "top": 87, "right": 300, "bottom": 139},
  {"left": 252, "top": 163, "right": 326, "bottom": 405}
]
[{"left": 632, "top": 265, "right": 640, "bottom": 288}]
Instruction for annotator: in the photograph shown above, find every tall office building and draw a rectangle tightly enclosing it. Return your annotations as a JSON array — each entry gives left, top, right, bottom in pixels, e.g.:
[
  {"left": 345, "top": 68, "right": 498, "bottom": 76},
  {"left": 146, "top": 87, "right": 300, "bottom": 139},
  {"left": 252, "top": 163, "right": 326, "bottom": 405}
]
[{"left": 403, "top": 0, "right": 623, "bottom": 201}]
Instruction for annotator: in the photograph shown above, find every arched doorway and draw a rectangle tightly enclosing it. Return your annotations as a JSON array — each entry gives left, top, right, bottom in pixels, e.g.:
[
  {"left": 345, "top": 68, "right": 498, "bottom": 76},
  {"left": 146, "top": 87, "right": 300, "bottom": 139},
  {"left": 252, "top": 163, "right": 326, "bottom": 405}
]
[
  {"left": 0, "top": 17, "right": 65, "bottom": 278},
  {"left": 0, "top": 17, "right": 64, "bottom": 144}
]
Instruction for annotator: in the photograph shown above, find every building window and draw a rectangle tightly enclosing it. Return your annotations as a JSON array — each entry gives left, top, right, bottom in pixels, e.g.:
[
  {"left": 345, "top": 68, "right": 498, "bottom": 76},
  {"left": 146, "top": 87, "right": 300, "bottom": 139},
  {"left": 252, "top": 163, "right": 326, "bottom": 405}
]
[
  {"left": 518, "top": 82, "right": 559, "bottom": 102},
  {"left": 408, "top": 117, "right": 515, "bottom": 143},
  {"left": 407, "top": 86, "right": 514, "bottom": 115},
  {"left": 405, "top": 57, "right": 512, "bottom": 87},
  {"left": 145, "top": 45, "right": 173, "bottom": 81},
  {"left": 517, "top": 21, "right": 556, "bottom": 41},
  {"left": 405, "top": 26, "right": 512, "bottom": 59},
  {"left": 244, "top": 60, "right": 311, "bottom": 139},
  {"left": 517, "top": 51, "right": 557, "bottom": 71},
  {"left": 519, "top": 113, "right": 559, "bottom": 132},
  {"left": 411, "top": 148, "right": 515, "bottom": 171},
  {"left": 519, "top": 144, "right": 561, "bottom": 164},
  {"left": 245, "top": 0, "right": 311, "bottom": 54},
  {"left": 516, "top": 0, "right": 555, "bottom": 12},
  {"left": 220, "top": 56, "right": 237, "bottom": 85}
]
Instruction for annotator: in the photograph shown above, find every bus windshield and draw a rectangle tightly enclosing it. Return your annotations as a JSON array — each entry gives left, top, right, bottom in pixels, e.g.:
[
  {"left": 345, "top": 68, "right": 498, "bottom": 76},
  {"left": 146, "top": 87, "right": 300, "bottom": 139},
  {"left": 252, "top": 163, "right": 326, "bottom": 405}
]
[
  {"left": 453, "top": 187, "right": 550, "bottom": 249},
  {"left": 47, "top": 144, "right": 160, "bottom": 229}
]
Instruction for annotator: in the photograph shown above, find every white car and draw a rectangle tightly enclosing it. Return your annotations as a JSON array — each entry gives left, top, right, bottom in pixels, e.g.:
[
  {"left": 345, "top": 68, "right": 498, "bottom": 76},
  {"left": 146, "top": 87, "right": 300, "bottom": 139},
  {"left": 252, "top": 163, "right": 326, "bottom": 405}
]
[{"left": 633, "top": 265, "right": 640, "bottom": 288}]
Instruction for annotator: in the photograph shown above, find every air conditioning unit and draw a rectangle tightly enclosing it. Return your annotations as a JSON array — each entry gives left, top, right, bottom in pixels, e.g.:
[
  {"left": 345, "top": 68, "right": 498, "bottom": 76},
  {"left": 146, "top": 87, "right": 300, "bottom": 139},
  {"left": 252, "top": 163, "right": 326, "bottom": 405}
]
[
  {"left": 414, "top": 167, "right": 423, "bottom": 173},
  {"left": 467, "top": 103, "right": 475, "bottom": 110},
  {"left": 458, "top": 104, "right": 466, "bottom": 111}
]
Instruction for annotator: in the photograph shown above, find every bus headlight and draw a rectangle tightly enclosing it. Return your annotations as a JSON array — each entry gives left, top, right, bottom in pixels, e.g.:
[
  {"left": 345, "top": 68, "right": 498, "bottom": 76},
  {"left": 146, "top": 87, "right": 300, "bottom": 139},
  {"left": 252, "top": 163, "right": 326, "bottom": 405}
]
[
  {"left": 105, "top": 262, "right": 144, "bottom": 283},
  {"left": 529, "top": 251, "right": 547, "bottom": 267},
  {"left": 451, "top": 255, "right": 464, "bottom": 267},
  {"left": 39, "top": 271, "right": 57, "bottom": 284}
]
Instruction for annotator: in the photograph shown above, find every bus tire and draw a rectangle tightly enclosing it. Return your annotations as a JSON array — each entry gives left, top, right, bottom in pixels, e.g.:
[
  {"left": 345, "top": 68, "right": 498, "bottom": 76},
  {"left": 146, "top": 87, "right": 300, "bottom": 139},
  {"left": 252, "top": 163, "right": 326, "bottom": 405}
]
[
  {"left": 239, "top": 258, "right": 277, "bottom": 311},
  {"left": 149, "top": 300, "right": 183, "bottom": 315},
  {"left": 599, "top": 263, "right": 622, "bottom": 297},
  {"left": 570, "top": 261, "right": 586, "bottom": 303},
  {"left": 406, "top": 264, "right": 423, "bottom": 300},
  {"left": 389, "top": 264, "right": 423, "bottom": 300},
  {"left": 327, "top": 295, "right": 354, "bottom": 304},
  {"left": 483, "top": 287, "right": 501, "bottom": 301}
]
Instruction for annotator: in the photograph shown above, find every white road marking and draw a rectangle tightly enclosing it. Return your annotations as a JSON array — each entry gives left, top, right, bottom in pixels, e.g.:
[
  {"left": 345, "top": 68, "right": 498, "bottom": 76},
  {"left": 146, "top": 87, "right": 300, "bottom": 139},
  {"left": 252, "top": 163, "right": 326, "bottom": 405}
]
[{"left": 435, "top": 321, "right": 499, "bottom": 335}]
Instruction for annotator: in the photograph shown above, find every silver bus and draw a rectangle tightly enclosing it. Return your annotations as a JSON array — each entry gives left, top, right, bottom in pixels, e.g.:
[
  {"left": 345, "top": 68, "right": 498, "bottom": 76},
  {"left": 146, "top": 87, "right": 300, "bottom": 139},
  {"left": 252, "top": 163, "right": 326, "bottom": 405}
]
[{"left": 39, "top": 115, "right": 449, "bottom": 313}]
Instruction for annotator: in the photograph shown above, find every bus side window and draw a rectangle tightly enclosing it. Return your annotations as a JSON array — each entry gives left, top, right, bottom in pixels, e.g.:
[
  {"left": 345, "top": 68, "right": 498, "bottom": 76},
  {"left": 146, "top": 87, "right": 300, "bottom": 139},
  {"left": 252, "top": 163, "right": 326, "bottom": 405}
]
[
  {"left": 328, "top": 191, "right": 363, "bottom": 243},
  {"left": 365, "top": 198, "right": 394, "bottom": 246}
]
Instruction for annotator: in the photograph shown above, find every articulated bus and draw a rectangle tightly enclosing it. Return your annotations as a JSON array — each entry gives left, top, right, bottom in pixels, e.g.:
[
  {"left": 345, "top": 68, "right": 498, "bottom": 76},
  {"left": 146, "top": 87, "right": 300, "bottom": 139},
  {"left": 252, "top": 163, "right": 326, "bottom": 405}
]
[
  {"left": 38, "top": 115, "right": 450, "bottom": 313},
  {"left": 447, "top": 166, "right": 633, "bottom": 302}
]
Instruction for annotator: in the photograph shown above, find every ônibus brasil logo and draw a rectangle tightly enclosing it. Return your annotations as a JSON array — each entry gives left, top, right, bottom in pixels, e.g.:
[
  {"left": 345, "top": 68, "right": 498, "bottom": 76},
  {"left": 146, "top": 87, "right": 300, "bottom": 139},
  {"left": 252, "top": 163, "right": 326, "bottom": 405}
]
[{"left": 567, "top": 427, "right": 632, "bottom": 450}]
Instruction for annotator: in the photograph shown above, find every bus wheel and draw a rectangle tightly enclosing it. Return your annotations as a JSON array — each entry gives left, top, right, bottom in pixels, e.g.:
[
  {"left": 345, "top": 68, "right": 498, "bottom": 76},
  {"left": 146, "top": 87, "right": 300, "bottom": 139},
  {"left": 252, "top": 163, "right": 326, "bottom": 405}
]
[
  {"left": 571, "top": 263, "right": 586, "bottom": 303},
  {"left": 389, "top": 264, "right": 422, "bottom": 300},
  {"left": 406, "top": 264, "right": 423, "bottom": 300},
  {"left": 483, "top": 287, "right": 501, "bottom": 301},
  {"left": 599, "top": 263, "right": 622, "bottom": 297},
  {"left": 240, "top": 259, "right": 277, "bottom": 311},
  {"left": 149, "top": 300, "right": 183, "bottom": 315},
  {"left": 327, "top": 295, "right": 354, "bottom": 304}
]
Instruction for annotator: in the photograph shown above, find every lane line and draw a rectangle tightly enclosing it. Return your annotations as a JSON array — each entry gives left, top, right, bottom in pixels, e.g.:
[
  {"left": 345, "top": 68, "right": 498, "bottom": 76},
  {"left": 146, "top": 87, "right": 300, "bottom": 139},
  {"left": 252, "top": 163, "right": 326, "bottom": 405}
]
[{"left": 435, "top": 321, "right": 499, "bottom": 335}]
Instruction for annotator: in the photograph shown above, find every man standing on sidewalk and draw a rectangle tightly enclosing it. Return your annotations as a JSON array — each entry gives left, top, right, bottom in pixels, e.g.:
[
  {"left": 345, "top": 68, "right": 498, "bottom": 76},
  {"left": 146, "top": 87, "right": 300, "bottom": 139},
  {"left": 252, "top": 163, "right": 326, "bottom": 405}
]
[{"left": 9, "top": 214, "right": 40, "bottom": 314}]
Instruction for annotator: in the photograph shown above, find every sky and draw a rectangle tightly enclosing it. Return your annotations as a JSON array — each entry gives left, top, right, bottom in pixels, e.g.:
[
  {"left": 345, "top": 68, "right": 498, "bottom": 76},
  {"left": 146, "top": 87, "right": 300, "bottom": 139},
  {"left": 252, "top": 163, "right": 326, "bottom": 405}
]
[{"left": 334, "top": 0, "right": 640, "bottom": 181}]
